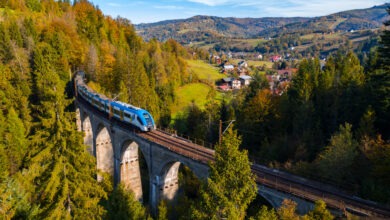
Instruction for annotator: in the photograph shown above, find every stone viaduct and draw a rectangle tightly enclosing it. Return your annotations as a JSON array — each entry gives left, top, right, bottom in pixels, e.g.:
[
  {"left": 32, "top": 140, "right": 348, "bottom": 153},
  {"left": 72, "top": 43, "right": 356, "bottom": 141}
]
[
  {"left": 76, "top": 99, "right": 209, "bottom": 213},
  {"left": 76, "top": 98, "right": 390, "bottom": 218}
]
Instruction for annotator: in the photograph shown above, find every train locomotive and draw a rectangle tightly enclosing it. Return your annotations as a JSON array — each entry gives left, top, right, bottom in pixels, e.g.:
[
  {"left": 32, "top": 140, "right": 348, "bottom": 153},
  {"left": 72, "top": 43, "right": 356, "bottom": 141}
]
[{"left": 75, "top": 72, "right": 156, "bottom": 132}]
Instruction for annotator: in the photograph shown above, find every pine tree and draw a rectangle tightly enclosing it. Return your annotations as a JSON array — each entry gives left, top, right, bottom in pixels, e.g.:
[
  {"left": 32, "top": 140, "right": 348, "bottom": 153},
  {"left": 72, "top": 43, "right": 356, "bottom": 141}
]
[
  {"left": 0, "top": 111, "right": 8, "bottom": 181},
  {"left": 191, "top": 129, "right": 257, "bottom": 220},
  {"left": 0, "top": 23, "right": 14, "bottom": 63},
  {"left": 316, "top": 123, "right": 358, "bottom": 184},
  {"left": 367, "top": 7, "right": 390, "bottom": 139},
  {"left": 106, "top": 184, "right": 147, "bottom": 220},
  {"left": 4, "top": 107, "right": 27, "bottom": 175},
  {"left": 26, "top": 43, "right": 106, "bottom": 219},
  {"left": 157, "top": 200, "right": 168, "bottom": 220}
]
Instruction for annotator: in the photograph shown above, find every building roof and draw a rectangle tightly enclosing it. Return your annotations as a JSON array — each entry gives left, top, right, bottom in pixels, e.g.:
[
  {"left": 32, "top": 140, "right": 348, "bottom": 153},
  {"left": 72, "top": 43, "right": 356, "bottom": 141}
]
[
  {"left": 223, "top": 77, "right": 234, "bottom": 82},
  {"left": 218, "top": 84, "right": 230, "bottom": 90},
  {"left": 239, "top": 75, "right": 252, "bottom": 80}
]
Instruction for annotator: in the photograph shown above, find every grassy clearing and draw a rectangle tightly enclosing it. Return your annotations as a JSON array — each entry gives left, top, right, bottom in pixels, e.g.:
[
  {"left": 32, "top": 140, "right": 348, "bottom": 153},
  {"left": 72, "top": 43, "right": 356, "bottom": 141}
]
[
  {"left": 231, "top": 38, "right": 268, "bottom": 47},
  {"left": 231, "top": 59, "right": 273, "bottom": 68},
  {"left": 247, "top": 60, "right": 273, "bottom": 68},
  {"left": 187, "top": 59, "right": 224, "bottom": 81},
  {"left": 172, "top": 83, "right": 232, "bottom": 119},
  {"left": 172, "top": 83, "right": 211, "bottom": 118}
]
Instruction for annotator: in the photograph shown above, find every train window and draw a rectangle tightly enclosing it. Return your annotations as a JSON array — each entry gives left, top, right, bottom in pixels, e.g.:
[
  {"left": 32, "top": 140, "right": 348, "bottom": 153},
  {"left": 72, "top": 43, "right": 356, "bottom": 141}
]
[
  {"left": 143, "top": 113, "right": 150, "bottom": 119},
  {"left": 136, "top": 117, "right": 143, "bottom": 125},
  {"left": 124, "top": 113, "right": 131, "bottom": 119},
  {"left": 113, "top": 109, "right": 121, "bottom": 116}
]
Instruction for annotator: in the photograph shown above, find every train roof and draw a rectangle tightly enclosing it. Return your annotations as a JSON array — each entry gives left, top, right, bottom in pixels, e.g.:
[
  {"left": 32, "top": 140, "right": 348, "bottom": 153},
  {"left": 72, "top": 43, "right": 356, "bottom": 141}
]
[
  {"left": 111, "top": 101, "right": 153, "bottom": 116},
  {"left": 111, "top": 101, "right": 141, "bottom": 110}
]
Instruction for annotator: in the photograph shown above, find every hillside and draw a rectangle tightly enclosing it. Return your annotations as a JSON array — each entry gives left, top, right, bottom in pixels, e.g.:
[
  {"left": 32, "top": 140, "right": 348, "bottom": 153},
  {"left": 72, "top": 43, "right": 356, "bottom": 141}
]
[
  {"left": 260, "top": 3, "right": 390, "bottom": 37},
  {"left": 136, "top": 4, "right": 389, "bottom": 43},
  {"left": 136, "top": 16, "right": 310, "bottom": 43}
]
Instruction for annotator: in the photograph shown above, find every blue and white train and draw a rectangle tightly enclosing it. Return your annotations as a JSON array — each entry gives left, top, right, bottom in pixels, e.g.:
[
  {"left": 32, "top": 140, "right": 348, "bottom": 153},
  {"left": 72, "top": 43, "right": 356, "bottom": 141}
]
[{"left": 75, "top": 72, "right": 156, "bottom": 131}]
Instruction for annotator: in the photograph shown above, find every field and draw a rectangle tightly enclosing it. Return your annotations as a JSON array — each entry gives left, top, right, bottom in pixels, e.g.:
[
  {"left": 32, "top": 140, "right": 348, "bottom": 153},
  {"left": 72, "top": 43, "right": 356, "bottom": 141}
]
[
  {"left": 230, "top": 38, "right": 268, "bottom": 47},
  {"left": 186, "top": 38, "right": 268, "bottom": 51},
  {"left": 172, "top": 83, "right": 211, "bottom": 118},
  {"left": 300, "top": 32, "right": 342, "bottom": 40},
  {"left": 187, "top": 59, "right": 224, "bottom": 81},
  {"left": 231, "top": 59, "right": 273, "bottom": 68},
  {"left": 172, "top": 83, "right": 231, "bottom": 119}
]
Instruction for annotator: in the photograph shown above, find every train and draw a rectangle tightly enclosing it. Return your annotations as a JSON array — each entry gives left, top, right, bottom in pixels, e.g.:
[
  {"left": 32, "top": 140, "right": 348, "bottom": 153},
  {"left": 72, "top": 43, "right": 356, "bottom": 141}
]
[{"left": 75, "top": 71, "right": 156, "bottom": 132}]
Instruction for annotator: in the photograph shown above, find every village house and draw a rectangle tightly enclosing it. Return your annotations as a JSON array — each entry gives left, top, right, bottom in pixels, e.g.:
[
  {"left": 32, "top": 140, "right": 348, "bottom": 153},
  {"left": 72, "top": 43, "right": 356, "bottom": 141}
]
[
  {"left": 238, "top": 60, "right": 248, "bottom": 69},
  {"left": 239, "top": 75, "right": 252, "bottom": 86},
  {"left": 277, "top": 68, "right": 297, "bottom": 80},
  {"left": 269, "top": 55, "right": 282, "bottom": 62},
  {"left": 223, "top": 64, "right": 235, "bottom": 73},
  {"left": 222, "top": 77, "right": 241, "bottom": 90}
]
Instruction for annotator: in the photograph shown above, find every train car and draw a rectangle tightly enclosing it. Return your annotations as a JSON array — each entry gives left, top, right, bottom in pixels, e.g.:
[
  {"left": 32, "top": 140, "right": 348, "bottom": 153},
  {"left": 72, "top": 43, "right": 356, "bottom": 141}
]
[
  {"left": 111, "top": 101, "right": 156, "bottom": 131},
  {"left": 75, "top": 72, "right": 156, "bottom": 132}
]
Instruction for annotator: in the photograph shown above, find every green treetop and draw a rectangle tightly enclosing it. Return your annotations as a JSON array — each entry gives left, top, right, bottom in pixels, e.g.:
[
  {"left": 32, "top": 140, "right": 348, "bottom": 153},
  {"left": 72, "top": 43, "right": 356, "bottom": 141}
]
[{"left": 191, "top": 129, "right": 257, "bottom": 220}]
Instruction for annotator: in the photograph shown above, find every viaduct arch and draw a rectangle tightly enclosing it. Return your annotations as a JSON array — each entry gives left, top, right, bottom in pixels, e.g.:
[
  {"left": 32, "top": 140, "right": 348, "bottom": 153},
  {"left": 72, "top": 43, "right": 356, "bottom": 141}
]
[
  {"left": 76, "top": 99, "right": 390, "bottom": 218},
  {"left": 76, "top": 100, "right": 209, "bottom": 213}
]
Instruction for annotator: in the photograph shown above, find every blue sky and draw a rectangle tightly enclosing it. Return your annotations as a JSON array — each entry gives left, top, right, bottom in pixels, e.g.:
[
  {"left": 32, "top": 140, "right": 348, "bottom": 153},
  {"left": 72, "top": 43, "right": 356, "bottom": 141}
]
[{"left": 90, "top": 0, "right": 388, "bottom": 24}]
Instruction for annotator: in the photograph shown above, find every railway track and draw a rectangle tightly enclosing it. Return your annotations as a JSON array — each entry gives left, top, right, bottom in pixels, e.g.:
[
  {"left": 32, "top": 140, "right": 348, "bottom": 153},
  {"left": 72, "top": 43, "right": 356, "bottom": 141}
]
[
  {"left": 76, "top": 97, "right": 390, "bottom": 218},
  {"left": 138, "top": 130, "right": 215, "bottom": 164},
  {"left": 252, "top": 164, "right": 390, "bottom": 217}
]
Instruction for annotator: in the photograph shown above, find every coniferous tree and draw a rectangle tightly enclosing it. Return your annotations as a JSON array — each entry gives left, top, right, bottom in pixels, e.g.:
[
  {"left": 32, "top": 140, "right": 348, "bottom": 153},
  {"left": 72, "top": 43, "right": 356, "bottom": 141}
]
[
  {"left": 106, "top": 184, "right": 147, "bottom": 220},
  {"left": 4, "top": 107, "right": 27, "bottom": 175},
  {"left": 191, "top": 129, "right": 257, "bottom": 220},
  {"left": 26, "top": 43, "right": 106, "bottom": 219},
  {"left": 157, "top": 200, "right": 168, "bottom": 220},
  {"left": 367, "top": 7, "right": 390, "bottom": 138},
  {"left": 0, "top": 23, "right": 14, "bottom": 63},
  {"left": 315, "top": 123, "right": 358, "bottom": 184}
]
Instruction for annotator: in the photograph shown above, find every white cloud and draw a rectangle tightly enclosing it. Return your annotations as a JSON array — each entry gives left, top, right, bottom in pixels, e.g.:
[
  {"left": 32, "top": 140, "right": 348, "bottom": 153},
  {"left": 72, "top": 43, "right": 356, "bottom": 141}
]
[
  {"left": 258, "top": 0, "right": 388, "bottom": 17},
  {"left": 187, "top": 0, "right": 230, "bottom": 6},
  {"left": 187, "top": 0, "right": 388, "bottom": 15}
]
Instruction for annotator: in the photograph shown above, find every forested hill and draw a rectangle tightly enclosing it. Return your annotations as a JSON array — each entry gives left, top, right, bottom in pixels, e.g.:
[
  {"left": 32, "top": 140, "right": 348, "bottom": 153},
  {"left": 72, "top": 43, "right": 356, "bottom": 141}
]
[
  {"left": 136, "top": 3, "right": 389, "bottom": 42},
  {"left": 136, "top": 16, "right": 310, "bottom": 42},
  {"left": 260, "top": 3, "right": 390, "bottom": 37},
  {"left": 0, "top": 0, "right": 192, "bottom": 218}
]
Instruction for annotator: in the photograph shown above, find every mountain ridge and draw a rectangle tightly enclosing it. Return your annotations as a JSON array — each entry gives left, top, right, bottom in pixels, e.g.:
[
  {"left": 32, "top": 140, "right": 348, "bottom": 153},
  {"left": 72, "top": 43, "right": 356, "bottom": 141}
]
[{"left": 136, "top": 3, "right": 389, "bottom": 43}]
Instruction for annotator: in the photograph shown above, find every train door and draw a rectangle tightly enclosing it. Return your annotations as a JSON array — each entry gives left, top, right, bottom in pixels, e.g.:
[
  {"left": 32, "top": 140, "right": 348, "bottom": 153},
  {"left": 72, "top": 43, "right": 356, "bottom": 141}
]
[{"left": 120, "top": 110, "right": 124, "bottom": 121}]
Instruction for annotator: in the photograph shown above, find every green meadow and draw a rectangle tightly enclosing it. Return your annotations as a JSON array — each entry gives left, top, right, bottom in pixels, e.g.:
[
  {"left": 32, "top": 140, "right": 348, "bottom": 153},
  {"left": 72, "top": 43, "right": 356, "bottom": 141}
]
[{"left": 187, "top": 59, "right": 225, "bottom": 81}]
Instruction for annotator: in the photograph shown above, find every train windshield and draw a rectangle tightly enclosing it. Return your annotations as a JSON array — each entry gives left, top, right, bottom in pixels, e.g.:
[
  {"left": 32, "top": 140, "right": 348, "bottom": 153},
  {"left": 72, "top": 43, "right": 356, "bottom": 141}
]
[{"left": 143, "top": 113, "right": 153, "bottom": 126}]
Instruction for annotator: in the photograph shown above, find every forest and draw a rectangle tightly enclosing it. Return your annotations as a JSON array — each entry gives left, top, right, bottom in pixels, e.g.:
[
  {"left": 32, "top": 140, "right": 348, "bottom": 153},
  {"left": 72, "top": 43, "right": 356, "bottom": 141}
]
[
  {"left": 0, "top": 0, "right": 389, "bottom": 219},
  {"left": 176, "top": 8, "right": 390, "bottom": 206}
]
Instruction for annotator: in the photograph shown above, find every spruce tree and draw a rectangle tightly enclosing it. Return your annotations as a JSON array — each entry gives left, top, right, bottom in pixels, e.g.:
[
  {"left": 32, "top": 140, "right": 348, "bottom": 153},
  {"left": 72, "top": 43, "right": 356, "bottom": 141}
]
[
  {"left": 106, "top": 184, "right": 147, "bottom": 220},
  {"left": 367, "top": 7, "right": 390, "bottom": 139},
  {"left": 4, "top": 107, "right": 27, "bottom": 175},
  {"left": 26, "top": 43, "right": 106, "bottom": 219},
  {"left": 191, "top": 129, "right": 257, "bottom": 220}
]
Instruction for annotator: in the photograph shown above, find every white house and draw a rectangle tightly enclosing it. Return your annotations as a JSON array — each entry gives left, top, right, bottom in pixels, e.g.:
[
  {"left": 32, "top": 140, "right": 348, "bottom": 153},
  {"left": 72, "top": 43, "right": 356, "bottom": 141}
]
[
  {"left": 224, "top": 64, "right": 234, "bottom": 72},
  {"left": 239, "top": 75, "right": 252, "bottom": 86}
]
